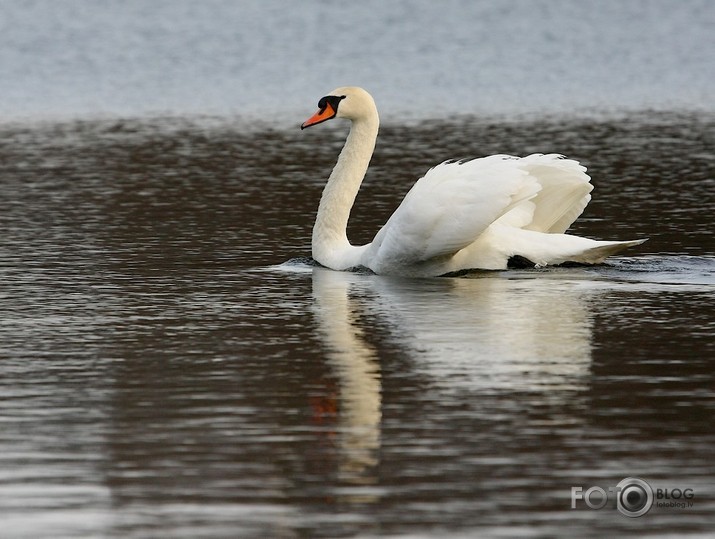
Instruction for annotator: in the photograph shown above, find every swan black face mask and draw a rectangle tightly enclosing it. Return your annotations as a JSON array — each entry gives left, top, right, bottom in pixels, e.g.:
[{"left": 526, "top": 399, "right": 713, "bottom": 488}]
[{"left": 301, "top": 95, "right": 346, "bottom": 129}]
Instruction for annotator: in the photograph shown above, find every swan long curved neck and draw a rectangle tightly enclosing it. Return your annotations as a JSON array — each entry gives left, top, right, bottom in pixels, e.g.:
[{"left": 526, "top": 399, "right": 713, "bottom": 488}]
[{"left": 312, "top": 111, "right": 379, "bottom": 269}]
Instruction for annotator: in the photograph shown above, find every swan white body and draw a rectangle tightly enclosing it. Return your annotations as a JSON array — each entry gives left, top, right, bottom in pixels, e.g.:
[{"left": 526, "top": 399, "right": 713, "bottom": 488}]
[{"left": 301, "top": 87, "right": 645, "bottom": 277}]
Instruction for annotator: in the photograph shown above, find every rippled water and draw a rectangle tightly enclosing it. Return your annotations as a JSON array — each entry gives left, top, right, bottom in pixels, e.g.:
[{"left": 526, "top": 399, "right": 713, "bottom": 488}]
[{"left": 0, "top": 114, "right": 713, "bottom": 538}]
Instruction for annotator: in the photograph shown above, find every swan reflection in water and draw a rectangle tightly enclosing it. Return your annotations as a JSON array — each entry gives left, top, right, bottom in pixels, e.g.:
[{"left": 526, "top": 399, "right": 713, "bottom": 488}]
[
  {"left": 311, "top": 268, "right": 382, "bottom": 499},
  {"left": 310, "top": 267, "right": 595, "bottom": 498}
]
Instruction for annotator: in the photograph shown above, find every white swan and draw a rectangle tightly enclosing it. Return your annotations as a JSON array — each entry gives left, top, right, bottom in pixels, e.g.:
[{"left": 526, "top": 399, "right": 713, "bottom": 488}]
[{"left": 301, "top": 86, "right": 645, "bottom": 277}]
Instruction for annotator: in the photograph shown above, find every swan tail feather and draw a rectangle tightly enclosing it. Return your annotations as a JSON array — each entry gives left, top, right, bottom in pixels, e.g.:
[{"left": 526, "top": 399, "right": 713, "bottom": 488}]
[{"left": 565, "top": 238, "right": 648, "bottom": 265}]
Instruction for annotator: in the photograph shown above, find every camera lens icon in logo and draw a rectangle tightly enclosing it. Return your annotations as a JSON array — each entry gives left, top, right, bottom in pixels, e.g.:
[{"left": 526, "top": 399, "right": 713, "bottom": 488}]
[{"left": 616, "top": 477, "right": 654, "bottom": 517}]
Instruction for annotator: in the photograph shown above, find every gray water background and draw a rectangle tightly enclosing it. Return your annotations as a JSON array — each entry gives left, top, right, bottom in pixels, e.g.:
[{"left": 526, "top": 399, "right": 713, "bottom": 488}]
[
  {"left": 0, "top": 0, "right": 713, "bottom": 121},
  {"left": 1, "top": 1, "right": 714, "bottom": 538}
]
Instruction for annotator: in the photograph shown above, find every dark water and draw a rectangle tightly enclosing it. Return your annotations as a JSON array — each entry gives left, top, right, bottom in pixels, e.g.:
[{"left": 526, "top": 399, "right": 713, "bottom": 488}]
[{"left": 1, "top": 114, "right": 714, "bottom": 538}]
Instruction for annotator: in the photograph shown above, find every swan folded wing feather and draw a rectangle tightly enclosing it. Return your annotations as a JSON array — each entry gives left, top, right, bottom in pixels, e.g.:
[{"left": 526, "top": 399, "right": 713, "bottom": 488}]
[
  {"left": 366, "top": 156, "right": 540, "bottom": 271},
  {"left": 517, "top": 154, "right": 594, "bottom": 233}
]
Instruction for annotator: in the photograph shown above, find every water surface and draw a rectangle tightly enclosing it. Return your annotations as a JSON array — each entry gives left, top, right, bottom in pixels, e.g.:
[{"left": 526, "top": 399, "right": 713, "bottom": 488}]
[
  {"left": 0, "top": 114, "right": 713, "bottom": 538},
  {"left": 0, "top": 0, "right": 712, "bottom": 120}
]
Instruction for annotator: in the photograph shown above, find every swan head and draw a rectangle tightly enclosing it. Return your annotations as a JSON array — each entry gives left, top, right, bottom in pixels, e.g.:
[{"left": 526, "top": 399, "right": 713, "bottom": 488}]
[{"left": 301, "top": 86, "right": 377, "bottom": 129}]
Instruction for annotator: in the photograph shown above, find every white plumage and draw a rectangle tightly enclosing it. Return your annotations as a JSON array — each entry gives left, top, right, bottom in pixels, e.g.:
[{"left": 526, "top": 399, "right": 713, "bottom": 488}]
[{"left": 301, "top": 87, "right": 645, "bottom": 277}]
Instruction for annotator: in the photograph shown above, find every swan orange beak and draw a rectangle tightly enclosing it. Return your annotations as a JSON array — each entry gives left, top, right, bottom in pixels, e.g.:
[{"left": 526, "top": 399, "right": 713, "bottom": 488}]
[{"left": 301, "top": 103, "right": 337, "bottom": 129}]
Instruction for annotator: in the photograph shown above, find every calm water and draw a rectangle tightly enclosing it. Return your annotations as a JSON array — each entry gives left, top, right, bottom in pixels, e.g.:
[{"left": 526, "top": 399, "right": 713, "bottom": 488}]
[
  {"left": 0, "top": 0, "right": 713, "bottom": 120},
  {"left": 1, "top": 1, "right": 715, "bottom": 538},
  {"left": 0, "top": 115, "right": 713, "bottom": 538}
]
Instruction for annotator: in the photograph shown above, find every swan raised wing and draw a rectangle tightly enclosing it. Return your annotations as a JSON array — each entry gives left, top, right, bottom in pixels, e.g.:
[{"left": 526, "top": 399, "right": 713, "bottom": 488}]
[{"left": 366, "top": 156, "right": 539, "bottom": 273}]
